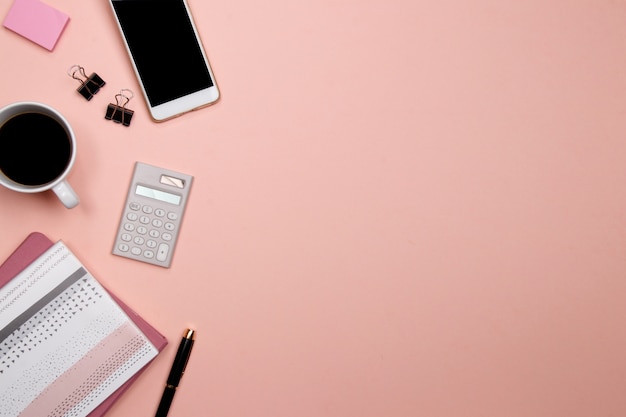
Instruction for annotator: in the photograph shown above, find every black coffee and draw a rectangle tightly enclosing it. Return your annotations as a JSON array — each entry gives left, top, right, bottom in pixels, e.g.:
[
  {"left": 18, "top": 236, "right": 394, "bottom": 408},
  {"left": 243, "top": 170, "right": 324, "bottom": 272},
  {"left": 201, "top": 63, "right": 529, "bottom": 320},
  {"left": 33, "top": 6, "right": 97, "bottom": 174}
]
[{"left": 0, "top": 112, "right": 71, "bottom": 186}]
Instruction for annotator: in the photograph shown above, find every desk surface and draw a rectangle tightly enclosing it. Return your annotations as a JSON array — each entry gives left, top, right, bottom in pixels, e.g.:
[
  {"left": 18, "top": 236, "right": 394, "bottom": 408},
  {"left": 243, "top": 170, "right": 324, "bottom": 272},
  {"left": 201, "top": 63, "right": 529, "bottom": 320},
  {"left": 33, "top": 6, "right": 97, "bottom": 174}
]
[{"left": 2, "top": 1, "right": 626, "bottom": 416}]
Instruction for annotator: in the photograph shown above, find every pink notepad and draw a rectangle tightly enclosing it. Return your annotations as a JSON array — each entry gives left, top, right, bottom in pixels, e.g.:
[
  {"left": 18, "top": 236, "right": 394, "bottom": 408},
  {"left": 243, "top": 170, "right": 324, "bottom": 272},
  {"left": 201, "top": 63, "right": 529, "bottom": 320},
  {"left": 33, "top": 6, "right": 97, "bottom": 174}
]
[{"left": 3, "top": 0, "right": 69, "bottom": 51}]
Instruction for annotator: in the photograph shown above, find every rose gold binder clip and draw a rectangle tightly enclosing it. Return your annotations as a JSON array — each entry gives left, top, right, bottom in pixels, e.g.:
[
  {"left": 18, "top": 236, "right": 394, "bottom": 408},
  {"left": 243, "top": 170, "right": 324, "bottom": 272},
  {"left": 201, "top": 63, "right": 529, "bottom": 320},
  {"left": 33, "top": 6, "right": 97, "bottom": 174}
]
[
  {"left": 67, "top": 64, "right": 106, "bottom": 101},
  {"left": 105, "top": 89, "right": 135, "bottom": 127}
]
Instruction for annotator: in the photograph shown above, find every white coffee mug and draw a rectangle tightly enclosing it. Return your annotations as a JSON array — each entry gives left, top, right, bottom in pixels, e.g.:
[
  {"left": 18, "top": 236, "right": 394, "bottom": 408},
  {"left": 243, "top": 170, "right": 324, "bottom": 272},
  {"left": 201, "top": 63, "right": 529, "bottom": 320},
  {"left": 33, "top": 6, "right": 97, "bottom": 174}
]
[{"left": 0, "top": 102, "right": 79, "bottom": 209}]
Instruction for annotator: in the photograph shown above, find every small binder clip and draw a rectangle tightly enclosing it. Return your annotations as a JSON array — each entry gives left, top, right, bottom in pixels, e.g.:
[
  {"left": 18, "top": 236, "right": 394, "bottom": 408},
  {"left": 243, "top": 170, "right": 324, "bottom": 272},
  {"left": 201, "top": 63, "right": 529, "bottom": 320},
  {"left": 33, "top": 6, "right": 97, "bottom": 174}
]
[
  {"left": 68, "top": 64, "right": 105, "bottom": 101},
  {"left": 105, "top": 89, "right": 135, "bottom": 127}
]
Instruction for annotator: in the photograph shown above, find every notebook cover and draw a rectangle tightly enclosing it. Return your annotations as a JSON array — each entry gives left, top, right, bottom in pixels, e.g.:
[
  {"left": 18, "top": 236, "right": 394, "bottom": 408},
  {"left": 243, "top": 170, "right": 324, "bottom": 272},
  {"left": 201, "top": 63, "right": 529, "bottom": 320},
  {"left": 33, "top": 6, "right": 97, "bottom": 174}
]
[{"left": 0, "top": 232, "right": 167, "bottom": 416}]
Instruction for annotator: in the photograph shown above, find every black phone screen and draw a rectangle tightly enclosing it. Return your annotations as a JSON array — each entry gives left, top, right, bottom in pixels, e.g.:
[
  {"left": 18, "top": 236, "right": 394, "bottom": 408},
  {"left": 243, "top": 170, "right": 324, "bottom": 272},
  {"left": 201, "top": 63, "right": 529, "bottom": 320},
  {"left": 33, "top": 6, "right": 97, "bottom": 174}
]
[{"left": 111, "top": 0, "right": 213, "bottom": 107}]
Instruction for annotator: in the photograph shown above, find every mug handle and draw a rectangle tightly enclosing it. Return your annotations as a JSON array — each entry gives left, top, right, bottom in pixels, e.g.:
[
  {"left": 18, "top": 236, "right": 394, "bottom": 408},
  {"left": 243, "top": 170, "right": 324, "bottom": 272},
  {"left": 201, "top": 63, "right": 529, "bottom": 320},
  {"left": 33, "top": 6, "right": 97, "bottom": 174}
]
[{"left": 52, "top": 180, "right": 80, "bottom": 209}]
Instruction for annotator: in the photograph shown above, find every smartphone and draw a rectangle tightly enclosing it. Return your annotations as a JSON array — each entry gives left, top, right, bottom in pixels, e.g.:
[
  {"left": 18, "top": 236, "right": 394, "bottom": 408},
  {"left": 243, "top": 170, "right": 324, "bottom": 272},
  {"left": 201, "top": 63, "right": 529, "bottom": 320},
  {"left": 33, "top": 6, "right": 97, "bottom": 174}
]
[{"left": 108, "top": 0, "right": 219, "bottom": 121}]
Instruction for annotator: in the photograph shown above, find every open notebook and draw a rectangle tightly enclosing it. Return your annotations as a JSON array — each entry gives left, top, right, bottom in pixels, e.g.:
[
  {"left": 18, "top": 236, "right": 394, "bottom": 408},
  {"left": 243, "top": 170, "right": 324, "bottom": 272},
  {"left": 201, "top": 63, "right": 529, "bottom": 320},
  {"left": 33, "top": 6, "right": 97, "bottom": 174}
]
[{"left": 0, "top": 233, "right": 167, "bottom": 417}]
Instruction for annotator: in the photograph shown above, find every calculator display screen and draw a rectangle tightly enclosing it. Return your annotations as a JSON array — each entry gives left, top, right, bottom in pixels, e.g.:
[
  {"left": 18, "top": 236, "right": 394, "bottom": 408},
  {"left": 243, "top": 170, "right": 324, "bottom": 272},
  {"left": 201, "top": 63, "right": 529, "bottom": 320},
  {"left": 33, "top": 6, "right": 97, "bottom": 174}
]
[{"left": 136, "top": 185, "right": 181, "bottom": 205}]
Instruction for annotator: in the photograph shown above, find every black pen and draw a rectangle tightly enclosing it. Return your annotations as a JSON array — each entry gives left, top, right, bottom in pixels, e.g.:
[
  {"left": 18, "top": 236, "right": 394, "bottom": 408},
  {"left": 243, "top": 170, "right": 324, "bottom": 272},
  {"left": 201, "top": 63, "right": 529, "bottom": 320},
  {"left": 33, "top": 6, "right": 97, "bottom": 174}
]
[{"left": 155, "top": 328, "right": 196, "bottom": 417}]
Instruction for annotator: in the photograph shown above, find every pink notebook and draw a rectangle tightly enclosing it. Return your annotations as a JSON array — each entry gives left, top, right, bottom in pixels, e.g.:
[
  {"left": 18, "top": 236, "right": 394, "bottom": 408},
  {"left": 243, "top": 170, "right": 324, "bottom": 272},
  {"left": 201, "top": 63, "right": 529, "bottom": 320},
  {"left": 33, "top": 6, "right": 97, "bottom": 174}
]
[{"left": 0, "top": 232, "right": 167, "bottom": 416}]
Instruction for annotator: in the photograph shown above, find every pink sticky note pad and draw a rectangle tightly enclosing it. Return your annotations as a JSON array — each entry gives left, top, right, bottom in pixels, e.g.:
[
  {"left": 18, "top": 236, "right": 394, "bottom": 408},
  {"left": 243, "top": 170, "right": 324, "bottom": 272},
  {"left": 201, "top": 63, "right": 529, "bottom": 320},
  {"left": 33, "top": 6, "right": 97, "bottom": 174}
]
[{"left": 3, "top": 0, "right": 69, "bottom": 51}]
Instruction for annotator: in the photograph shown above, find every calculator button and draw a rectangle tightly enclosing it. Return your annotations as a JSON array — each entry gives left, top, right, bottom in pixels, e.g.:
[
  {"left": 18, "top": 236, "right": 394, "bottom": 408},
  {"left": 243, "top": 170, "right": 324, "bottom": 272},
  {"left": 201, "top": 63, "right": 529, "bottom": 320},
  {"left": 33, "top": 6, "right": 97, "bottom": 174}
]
[
  {"left": 144, "top": 250, "right": 155, "bottom": 259},
  {"left": 164, "top": 222, "right": 175, "bottom": 231},
  {"left": 123, "top": 223, "right": 135, "bottom": 231},
  {"left": 131, "top": 247, "right": 142, "bottom": 256},
  {"left": 152, "top": 219, "right": 163, "bottom": 228},
  {"left": 162, "top": 232, "right": 173, "bottom": 241},
  {"left": 142, "top": 205, "right": 153, "bottom": 214},
  {"left": 156, "top": 243, "right": 170, "bottom": 261},
  {"left": 140, "top": 215, "right": 150, "bottom": 224},
  {"left": 118, "top": 243, "right": 129, "bottom": 252},
  {"left": 129, "top": 202, "right": 140, "bottom": 211},
  {"left": 155, "top": 209, "right": 166, "bottom": 217},
  {"left": 121, "top": 233, "right": 132, "bottom": 242},
  {"left": 134, "top": 236, "right": 145, "bottom": 245},
  {"left": 137, "top": 226, "right": 148, "bottom": 235},
  {"left": 167, "top": 212, "right": 178, "bottom": 221},
  {"left": 147, "top": 240, "right": 157, "bottom": 248},
  {"left": 127, "top": 212, "right": 138, "bottom": 221},
  {"left": 149, "top": 229, "right": 160, "bottom": 238}
]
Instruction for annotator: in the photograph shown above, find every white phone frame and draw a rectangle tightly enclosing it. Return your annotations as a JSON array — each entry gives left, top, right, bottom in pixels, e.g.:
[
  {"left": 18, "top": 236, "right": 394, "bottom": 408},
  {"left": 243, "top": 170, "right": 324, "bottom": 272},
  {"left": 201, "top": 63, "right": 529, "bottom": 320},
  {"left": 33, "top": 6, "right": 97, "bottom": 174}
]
[{"left": 108, "top": 0, "right": 219, "bottom": 121}]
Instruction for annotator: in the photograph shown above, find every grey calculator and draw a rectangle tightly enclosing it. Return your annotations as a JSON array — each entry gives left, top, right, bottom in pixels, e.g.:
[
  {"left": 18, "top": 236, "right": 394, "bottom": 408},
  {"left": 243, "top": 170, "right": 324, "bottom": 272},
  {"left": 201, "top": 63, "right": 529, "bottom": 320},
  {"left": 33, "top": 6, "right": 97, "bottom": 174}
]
[{"left": 112, "top": 162, "right": 193, "bottom": 268}]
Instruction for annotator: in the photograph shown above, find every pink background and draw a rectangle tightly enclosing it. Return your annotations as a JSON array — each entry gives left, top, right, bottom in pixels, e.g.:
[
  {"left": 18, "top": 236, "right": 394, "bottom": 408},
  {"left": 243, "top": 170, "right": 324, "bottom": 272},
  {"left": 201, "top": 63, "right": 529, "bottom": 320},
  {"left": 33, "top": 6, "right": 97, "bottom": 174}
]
[{"left": 1, "top": 1, "right": 626, "bottom": 416}]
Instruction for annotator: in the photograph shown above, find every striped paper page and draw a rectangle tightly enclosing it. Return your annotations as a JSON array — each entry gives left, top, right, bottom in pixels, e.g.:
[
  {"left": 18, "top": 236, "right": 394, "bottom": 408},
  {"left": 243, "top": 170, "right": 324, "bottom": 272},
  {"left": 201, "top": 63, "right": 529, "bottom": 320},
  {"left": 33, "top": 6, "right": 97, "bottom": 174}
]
[{"left": 0, "top": 241, "right": 159, "bottom": 417}]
